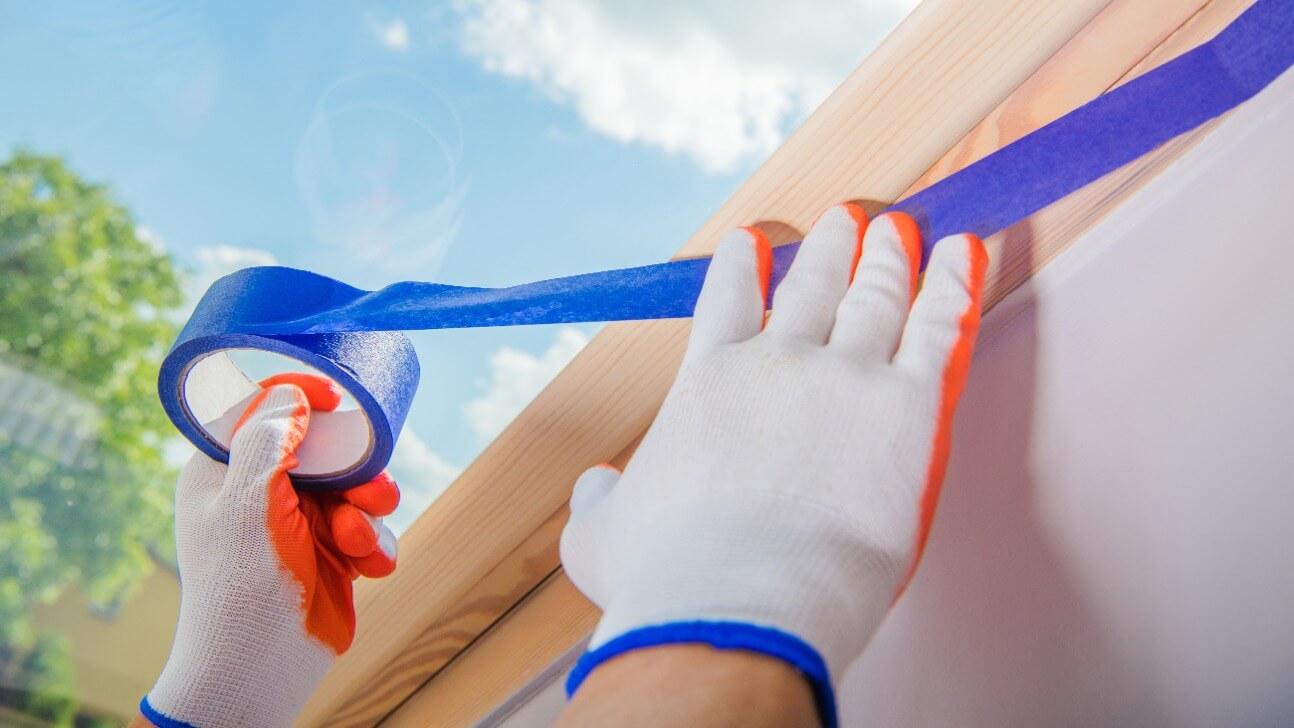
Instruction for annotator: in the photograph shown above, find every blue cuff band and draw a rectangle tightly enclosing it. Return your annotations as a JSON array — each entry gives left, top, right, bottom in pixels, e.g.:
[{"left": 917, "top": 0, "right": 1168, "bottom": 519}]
[
  {"left": 565, "top": 621, "right": 837, "bottom": 728},
  {"left": 139, "top": 695, "right": 199, "bottom": 728}
]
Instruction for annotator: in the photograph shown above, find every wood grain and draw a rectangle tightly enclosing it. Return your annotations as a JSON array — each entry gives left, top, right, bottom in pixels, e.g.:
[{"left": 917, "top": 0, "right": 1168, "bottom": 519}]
[
  {"left": 382, "top": 573, "right": 599, "bottom": 727},
  {"left": 311, "top": 428, "right": 645, "bottom": 725},
  {"left": 348, "top": 505, "right": 566, "bottom": 722},
  {"left": 371, "top": 0, "right": 1259, "bottom": 725},
  {"left": 296, "top": 2, "right": 1116, "bottom": 724},
  {"left": 977, "top": 0, "right": 1254, "bottom": 313},
  {"left": 900, "top": 0, "right": 1248, "bottom": 313}
]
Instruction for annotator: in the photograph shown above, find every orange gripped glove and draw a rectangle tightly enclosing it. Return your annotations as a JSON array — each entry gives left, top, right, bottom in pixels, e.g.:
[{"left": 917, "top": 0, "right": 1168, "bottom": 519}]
[{"left": 141, "top": 373, "right": 398, "bottom": 728}]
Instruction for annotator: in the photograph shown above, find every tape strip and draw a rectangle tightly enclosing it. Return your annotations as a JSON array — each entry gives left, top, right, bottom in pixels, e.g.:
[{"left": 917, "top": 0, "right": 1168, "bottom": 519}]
[{"left": 162, "top": 0, "right": 1293, "bottom": 490}]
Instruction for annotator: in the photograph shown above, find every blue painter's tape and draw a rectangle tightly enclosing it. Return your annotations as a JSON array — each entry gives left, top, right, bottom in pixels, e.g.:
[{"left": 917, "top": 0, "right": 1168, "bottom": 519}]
[
  {"left": 159, "top": 268, "right": 418, "bottom": 491},
  {"left": 139, "top": 696, "right": 200, "bottom": 728},
  {"left": 161, "top": 0, "right": 1292, "bottom": 490},
  {"left": 888, "top": 0, "right": 1294, "bottom": 264}
]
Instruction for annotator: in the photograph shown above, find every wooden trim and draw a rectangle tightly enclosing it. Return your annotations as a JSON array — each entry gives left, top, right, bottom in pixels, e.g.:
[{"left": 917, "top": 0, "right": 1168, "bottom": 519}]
[
  {"left": 915, "top": 0, "right": 1247, "bottom": 314},
  {"left": 294, "top": 0, "right": 1265, "bottom": 723},
  {"left": 382, "top": 573, "right": 598, "bottom": 727}
]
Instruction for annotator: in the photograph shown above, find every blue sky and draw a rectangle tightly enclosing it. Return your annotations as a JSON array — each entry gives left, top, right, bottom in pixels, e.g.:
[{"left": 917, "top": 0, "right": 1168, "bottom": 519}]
[{"left": 1, "top": 0, "right": 913, "bottom": 531}]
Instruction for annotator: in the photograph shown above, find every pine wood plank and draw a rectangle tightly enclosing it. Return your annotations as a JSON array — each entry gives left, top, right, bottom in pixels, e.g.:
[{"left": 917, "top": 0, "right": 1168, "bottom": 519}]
[
  {"left": 346, "top": 505, "right": 567, "bottom": 720},
  {"left": 901, "top": 0, "right": 1245, "bottom": 312},
  {"left": 382, "top": 573, "right": 599, "bottom": 728},
  {"left": 311, "top": 433, "right": 646, "bottom": 726},
  {"left": 297, "top": 1, "right": 1121, "bottom": 724},
  {"left": 374, "top": 0, "right": 1257, "bottom": 724}
]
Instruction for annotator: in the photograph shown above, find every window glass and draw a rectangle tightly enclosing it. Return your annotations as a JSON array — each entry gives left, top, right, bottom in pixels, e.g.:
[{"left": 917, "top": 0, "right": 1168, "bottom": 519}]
[{"left": 0, "top": 0, "right": 915, "bottom": 721}]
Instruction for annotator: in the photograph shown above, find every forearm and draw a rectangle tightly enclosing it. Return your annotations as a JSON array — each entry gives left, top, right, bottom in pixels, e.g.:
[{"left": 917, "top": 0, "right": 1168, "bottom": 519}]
[{"left": 558, "top": 644, "right": 819, "bottom": 728}]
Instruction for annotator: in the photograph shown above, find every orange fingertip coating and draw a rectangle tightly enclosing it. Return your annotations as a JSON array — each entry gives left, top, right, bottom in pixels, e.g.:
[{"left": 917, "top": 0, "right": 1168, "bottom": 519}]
[
  {"left": 877, "top": 211, "right": 923, "bottom": 300},
  {"left": 260, "top": 399, "right": 359, "bottom": 654},
  {"left": 331, "top": 503, "right": 379, "bottom": 558},
  {"left": 740, "top": 226, "right": 774, "bottom": 311},
  {"left": 259, "top": 372, "right": 344, "bottom": 412},
  {"left": 963, "top": 233, "right": 989, "bottom": 287},
  {"left": 342, "top": 471, "right": 401, "bottom": 516},
  {"left": 839, "top": 203, "right": 869, "bottom": 283},
  {"left": 895, "top": 234, "right": 986, "bottom": 603},
  {"left": 592, "top": 462, "right": 622, "bottom": 474},
  {"left": 352, "top": 548, "right": 397, "bottom": 579}
]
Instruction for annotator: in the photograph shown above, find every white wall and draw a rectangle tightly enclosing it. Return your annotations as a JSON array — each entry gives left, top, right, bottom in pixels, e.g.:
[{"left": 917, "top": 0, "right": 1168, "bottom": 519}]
[{"left": 839, "top": 71, "right": 1294, "bottom": 727}]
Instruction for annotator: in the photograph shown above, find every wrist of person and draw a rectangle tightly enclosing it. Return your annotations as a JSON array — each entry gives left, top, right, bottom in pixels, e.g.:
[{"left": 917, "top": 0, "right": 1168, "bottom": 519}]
[
  {"left": 567, "top": 496, "right": 906, "bottom": 727},
  {"left": 142, "top": 587, "right": 334, "bottom": 727}
]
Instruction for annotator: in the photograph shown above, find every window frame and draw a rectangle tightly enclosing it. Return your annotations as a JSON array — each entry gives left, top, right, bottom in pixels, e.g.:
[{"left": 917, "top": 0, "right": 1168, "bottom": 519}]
[{"left": 297, "top": 0, "right": 1247, "bottom": 723}]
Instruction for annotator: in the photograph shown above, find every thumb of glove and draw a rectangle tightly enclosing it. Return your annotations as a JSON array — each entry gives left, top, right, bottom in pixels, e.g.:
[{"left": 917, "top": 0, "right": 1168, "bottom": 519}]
[
  {"left": 226, "top": 383, "right": 311, "bottom": 496},
  {"left": 569, "top": 464, "right": 621, "bottom": 519},
  {"left": 561, "top": 464, "right": 623, "bottom": 608}
]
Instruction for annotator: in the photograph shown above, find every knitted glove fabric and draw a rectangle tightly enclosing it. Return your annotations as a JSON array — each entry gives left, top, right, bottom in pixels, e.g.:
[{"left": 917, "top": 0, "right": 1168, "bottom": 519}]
[
  {"left": 560, "top": 204, "right": 987, "bottom": 726},
  {"left": 142, "top": 373, "right": 399, "bottom": 728}
]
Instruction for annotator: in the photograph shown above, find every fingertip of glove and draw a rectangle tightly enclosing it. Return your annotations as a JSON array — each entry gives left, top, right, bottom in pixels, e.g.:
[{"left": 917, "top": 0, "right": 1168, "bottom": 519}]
[
  {"left": 342, "top": 471, "right": 401, "bottom": 516},
  {"left": 331, "top": 503, "right": 380, "bottom": 558},
  {"left": 231, "top": 384, "right": 310, "bottom": 448},
  {"left": 963, "top": 233, "right": 989, "bottom": 288},
  {"left": 811, "top": 202, "right": 868, "bottom": 230},
  {"left": 736, "top": 227, "right": 773, "bottom": 309},
  {"left": 738, "top": 225, "right": 771, "bottom": 248},
  {"left": 353, "top": 527, "right": 398, "bottom": 578},
  {"left": 869, "top": 211, "right": 923, "bottom": 297},
  {"left": 570, "top": 464, "right": 621, "bottom": 517},
  {"left": 258, "top": 372, "right": 343, "bottom": 412},
  {"left": 928, "top": 232, "right": 989, "bottom": 299}
]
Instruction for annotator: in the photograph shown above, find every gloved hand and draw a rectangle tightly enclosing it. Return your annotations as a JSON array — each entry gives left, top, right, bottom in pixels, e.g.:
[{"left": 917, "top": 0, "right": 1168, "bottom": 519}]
[
  {"left": 142, "top": 373, "right": 399, "bottom": 728},
  {"left": 560, "top": 204, "right": 987, "bottom": 726}
]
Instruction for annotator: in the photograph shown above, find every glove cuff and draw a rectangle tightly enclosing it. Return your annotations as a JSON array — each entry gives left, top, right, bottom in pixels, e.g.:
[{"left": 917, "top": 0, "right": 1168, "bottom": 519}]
[
  {"left": 143, "top": 597, "right": 334, "bottom": 728},
  {"left": 565, "top": 620, "right": 837, "bottom": 728},
  {"left": 580, "top": 493, "right": 903, "bottom": 679},
  {"left": 139, "top": 695, "right": 198, "bottom": 728}
]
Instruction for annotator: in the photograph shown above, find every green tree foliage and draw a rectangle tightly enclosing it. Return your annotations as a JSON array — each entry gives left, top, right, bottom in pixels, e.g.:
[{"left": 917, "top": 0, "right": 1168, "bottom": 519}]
[
  {"left": 0, "top": 151, "right": 183, "bottom": 651},
  {"left": 0, "top": 634, "right": 77, "bottom": 724}
]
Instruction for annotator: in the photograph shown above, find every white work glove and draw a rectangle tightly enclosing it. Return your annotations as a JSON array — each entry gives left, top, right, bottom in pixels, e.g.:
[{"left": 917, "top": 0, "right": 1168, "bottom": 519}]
[
  {"left": 142, "top": 373, "right": 399, "bottom": 728},
  {"left": 560, "top": 204, "right": 987, "bottom": 726}
]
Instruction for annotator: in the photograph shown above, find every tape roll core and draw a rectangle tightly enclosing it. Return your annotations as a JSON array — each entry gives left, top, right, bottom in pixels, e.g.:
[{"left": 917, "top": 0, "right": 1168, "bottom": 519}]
[{"left": 182, "top": 350, "right": 376, "bottom": 480}]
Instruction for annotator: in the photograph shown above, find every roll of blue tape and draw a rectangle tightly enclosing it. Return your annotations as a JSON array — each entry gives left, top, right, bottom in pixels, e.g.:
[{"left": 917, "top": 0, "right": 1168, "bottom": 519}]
[
  {"left": 161, "top": 0, "right": 1292, "bottom": 491},
  {"left": 160, "top": 267, "right": 419, "bottom": 491}
]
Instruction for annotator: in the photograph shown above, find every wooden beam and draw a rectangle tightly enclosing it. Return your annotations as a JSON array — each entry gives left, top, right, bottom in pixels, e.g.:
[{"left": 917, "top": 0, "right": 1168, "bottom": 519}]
[
  {"left": 339, "top": 505, "right": 568, "bottom": 715},
  {"left": 902, "top": 0, "right": 1239, "bottom": 312},
  {"left": 298, "top": 1, "right": 1130, "bottom": 724},
  {"left": 302, "top": 433, "right": 647, "bottom": 726},
  {"left": 368, "top": 0, "right": 1258, "bottom": 724},
  {"left": 382, "top": 573, "right": 598, "bottom": 727}
]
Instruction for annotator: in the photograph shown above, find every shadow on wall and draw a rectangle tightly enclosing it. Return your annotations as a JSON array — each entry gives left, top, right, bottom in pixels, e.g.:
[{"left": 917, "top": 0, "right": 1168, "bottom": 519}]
[{"left": 839, "top": 218, "right": 1172, "bottom": 727}]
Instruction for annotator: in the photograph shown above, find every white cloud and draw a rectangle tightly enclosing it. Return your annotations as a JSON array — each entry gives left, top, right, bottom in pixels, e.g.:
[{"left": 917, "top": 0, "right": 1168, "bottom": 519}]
[
  {"left": 135, "top": 225, "right": 167, "bottom": 255},
  {"left": 133, "top": 227, "right": 278, "bottom": 312},
  {"left": 189, "top": 244, "right": 279, "bottom": 303},
  {"left": 195, "top": 244, "right": 278, "bottom": 273},
  {"left": 385, "top": 429, "right": 463, "bottom": 534},
  {"left": 368, "top": 14, "right": 411, "bottom": 51},
  {"left": 453, "top": 0, "right": 918, "bottom": 172},
  {"left": 464, "top": 327, "right": 590, "bottom": 442}
]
